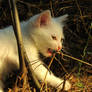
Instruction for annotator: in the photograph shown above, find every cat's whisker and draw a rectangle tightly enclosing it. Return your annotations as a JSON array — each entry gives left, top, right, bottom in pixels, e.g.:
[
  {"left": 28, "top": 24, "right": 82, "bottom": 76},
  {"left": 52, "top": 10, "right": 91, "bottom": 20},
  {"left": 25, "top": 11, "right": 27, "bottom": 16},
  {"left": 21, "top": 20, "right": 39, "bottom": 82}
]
[
  {"left": 41, "top": 54, "right": 55, "bottom": 90},
  {"left": 41, "top": 56, "right": 49, "bottom": 61},
  {"left": 30, "top": 60, "right": 40, "bottom": 65},
  {"left": 33, "top": 63, "right": 43, "bottom": 71},
  {"left": 29, "top": 56, "right": 47, "bottom": 65},
  {"left": 42, "top": 63, "right": 52, "bottom": 74},
  {"left": 29, "top": 58, "right": 52, "bottom": 73}
]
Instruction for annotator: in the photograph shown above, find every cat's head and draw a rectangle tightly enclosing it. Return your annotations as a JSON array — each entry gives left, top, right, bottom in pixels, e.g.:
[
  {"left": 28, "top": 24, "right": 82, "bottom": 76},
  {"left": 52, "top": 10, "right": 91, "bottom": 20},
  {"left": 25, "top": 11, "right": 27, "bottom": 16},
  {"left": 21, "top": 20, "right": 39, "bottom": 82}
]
[{"left": 30, "top": 10, "right": 68, "bottom": 57}]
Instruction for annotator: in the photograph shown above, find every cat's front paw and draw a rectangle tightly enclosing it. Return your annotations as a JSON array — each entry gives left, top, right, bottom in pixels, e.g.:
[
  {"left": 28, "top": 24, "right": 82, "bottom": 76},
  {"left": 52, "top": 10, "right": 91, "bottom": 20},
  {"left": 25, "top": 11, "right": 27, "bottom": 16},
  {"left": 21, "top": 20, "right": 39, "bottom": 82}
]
[
  {"left": 57, "top": 80, "right": 71, "bottom": 91},
  {"left": 64, "top": 80, "right": 71, "bottom": 91}
]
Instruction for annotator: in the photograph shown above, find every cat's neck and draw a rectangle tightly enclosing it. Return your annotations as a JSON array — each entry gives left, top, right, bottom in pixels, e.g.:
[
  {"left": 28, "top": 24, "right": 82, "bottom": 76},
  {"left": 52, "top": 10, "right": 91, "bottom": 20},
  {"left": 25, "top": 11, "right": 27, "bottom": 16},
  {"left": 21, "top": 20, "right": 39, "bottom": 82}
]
[{"left": 20, "top": 21, "right": 39, "bottom": 61}]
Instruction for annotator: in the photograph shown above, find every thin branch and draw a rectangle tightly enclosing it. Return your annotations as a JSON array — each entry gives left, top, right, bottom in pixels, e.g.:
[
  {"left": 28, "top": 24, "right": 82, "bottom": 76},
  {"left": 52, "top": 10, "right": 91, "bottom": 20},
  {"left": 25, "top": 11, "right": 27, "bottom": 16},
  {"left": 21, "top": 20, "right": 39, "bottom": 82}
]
[
  {"left": 9, "top": 0, "right": 25, "bottom": 73},
  {"left": 40, "top": 54, "right": 55, "bottom": 91},
  {"left": 61, "top": 53, "right": 92, "bottom": 67},
  {"left": 8, "top": 0, "right": 41, "bottom": 90}
]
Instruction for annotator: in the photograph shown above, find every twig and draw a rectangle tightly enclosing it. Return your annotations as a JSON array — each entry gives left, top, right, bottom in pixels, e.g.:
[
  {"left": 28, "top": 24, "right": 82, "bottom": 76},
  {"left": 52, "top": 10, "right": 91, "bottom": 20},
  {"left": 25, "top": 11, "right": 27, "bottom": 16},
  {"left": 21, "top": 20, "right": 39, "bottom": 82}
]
[
  {"left": 8, "top": 1, "right": 28, "bottom": 91},
  {"left": 49, "top": 0, "right": 54, "bottom": 17},
  {"left": 75, "top": 0, "right": 90, "bottom": 36},
  {"left": 62, "top": 53, "right": 92, "bottom": 67},
  {"left": 24, "top": 51, "right": 41, "bottom": 89},
  {"left": 56, "top": 6, "right": 72, "bottom": 16},
  {"left": 40, "top": 54, "right": 55, "bottom": 91},
  {"left": 9, "top": 0, "right": 26, "bottom": 76},
  {"left": 8, "top": 0, "right": 41, "bottom": 91}
]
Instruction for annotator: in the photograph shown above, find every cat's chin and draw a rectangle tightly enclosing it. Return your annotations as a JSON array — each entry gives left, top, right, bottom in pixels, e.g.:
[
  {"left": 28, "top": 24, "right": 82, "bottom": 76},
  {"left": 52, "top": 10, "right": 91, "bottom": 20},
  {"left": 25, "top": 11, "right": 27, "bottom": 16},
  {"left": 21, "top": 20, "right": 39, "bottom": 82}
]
[
  {"left": 43, "top": 48, "right": 57, "bottom": 57},
  {"left": 41, "top": 52, "right": 52, "bottom": 57},
  {"left": 39, "top": 52, "right": 52, "bottom": 59},
  {"left": 42, "top": 53, "right": 52, "bottom": 57}
]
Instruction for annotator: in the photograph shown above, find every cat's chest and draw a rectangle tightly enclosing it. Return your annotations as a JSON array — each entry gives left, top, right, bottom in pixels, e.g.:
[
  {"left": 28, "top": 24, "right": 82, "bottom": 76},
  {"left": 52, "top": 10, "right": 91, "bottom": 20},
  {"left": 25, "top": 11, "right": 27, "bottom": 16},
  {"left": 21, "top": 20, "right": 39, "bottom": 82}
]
[
  {"left": 22, "top": 38, "right": 38, "bottom": 59},
  {"left": 0, "top": 28, "right": 38, "bottom": 61}
]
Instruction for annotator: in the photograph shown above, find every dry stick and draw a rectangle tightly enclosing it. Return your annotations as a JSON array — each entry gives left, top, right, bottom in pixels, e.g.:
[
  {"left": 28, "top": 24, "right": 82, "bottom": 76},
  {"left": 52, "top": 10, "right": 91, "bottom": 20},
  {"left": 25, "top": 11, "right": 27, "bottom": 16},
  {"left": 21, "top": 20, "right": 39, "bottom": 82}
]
[
  {"left": 49, "top": 0, "right": 54, "bottom": 17},
  {"left": 75, "top": 0, "right": 91, "bottom": 38},
  {"left": 62, "top": 53, "right": 92, "bottom": 67},
  {"left": 9, "top": 0, "right": 26, "bottom": 78},
  {"left": 8, "top": 0, "right": 41, "bottom": 91},
  {"left": 75, "top": 0, "right": 92, "bottom": 76},
  {"left": 40, "top": 54, "right": 55, "bottom": 91},
  {"left": 24, "top": 52, "right": 41, "bottom": 89},
  {"left": 56, "top": 6, "right": 72, "bottom": 16},
  {"left": 8, "top": 1, "right": 28, "bottom": 91}
]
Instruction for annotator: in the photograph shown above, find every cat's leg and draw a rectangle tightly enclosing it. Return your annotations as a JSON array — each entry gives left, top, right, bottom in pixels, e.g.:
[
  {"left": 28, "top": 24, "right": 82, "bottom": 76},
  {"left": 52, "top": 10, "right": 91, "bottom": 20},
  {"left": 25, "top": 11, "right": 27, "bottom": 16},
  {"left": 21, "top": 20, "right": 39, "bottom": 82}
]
[
  {"left": 31, "top": 60, "right": 71, "bottom": 91},
  {"left": 0, "top": 52, "right": 19, "bottom": 92}
]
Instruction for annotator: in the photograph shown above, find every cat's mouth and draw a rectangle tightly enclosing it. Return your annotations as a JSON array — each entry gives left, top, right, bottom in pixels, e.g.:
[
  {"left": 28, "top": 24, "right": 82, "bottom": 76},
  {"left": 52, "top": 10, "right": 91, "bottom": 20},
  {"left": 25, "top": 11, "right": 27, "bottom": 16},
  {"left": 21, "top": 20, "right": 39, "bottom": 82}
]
[{"left": 47, "top": 48, "right": 57, "bottom": 56}]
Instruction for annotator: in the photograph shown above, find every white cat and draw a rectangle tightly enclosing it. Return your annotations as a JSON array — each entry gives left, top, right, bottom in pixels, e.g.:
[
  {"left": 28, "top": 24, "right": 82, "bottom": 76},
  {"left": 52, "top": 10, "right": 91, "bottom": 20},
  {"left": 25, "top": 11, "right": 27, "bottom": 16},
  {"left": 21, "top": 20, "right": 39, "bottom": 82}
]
[{"left": 0, "top": 10, "right": 71, "bottom": 92}]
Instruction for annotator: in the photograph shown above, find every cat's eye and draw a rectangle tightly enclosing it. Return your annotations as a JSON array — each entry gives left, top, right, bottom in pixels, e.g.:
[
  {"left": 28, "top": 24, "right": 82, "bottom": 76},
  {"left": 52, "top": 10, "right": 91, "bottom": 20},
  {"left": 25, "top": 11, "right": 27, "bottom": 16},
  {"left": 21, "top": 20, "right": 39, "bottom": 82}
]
[{"left": 51, "top": 35, "right": 57, "bottom": 40}]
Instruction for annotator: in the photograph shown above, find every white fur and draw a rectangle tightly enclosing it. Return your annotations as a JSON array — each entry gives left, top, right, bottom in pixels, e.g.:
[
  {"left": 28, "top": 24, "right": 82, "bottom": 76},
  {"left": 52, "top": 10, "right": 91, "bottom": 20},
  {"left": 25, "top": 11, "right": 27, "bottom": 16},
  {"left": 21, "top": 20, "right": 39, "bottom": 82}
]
[{"left": 0, "top": 10, "right": 71, "bottom": 91}]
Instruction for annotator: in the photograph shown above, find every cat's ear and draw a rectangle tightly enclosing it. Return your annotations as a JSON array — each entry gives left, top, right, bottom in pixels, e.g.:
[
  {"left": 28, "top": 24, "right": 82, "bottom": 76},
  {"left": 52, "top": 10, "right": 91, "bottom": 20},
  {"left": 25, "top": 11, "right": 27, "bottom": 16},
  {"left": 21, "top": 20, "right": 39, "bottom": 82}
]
[
  {"left": 56, "top": 14, "right": 68, "bottom": 27},
  {"left": 35, "top": 10, "right": 51, "bottom": 27}
]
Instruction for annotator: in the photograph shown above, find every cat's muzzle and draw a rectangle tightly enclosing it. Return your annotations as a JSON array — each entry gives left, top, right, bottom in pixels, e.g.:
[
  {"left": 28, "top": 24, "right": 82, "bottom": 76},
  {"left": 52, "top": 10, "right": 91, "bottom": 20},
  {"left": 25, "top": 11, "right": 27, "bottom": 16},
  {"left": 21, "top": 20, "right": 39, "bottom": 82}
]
[{"left": 48, "top": 48, "right": 58, "bottom": 55}]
